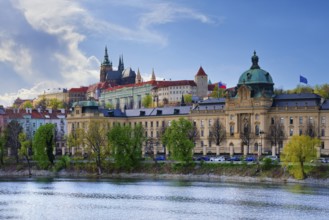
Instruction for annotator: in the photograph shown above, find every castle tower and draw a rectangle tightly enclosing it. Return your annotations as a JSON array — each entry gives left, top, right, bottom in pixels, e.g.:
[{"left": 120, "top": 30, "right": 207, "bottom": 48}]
[
  {"left": 194, "top": 66, "right": 208, "bottom": 98},
  {"left": 100, "top": 46, "right": 113, "bottom": 82}
]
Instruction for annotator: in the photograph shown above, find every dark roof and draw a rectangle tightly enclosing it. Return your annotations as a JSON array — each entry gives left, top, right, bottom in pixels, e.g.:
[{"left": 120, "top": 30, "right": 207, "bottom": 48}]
[
  {"left": 321, "top": 100, "right": 329, "bottom": 110},
  {"left": 110, "top": 106, "right": 192, "bottom": 118},
  {"left": 69, "top": 87, "right": 88, "bottom": 93},
  {"left": 272, "top": 93, "right": 322, "bottom": 107}
]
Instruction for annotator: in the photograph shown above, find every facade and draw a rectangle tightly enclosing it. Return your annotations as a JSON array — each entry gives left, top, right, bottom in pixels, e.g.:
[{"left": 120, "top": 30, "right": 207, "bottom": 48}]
[
  {"left": 99, "top": 66, "right": 210, "bottom": 110},
  {"left": 68, "top": 86, "right": 88, "bottom": 107},
  {"left": 34, "top": 88, "right": 69, "bottom": 107},
  {"left": 66, "top": 52, "right": 329, "bottom": 158},
  {"left": 0, "top": 107, "right": 67, "bottom": 155}
]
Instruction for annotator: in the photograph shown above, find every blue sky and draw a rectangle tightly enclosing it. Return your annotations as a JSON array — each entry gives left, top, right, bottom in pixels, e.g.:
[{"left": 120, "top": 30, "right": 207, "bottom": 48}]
[{"left": 0, "top": 0, "right": 328, "bottom": 107}]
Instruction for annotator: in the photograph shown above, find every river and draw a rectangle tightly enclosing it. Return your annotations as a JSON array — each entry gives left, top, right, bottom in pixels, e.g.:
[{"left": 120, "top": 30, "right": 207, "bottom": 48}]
[{"left": 0, "top": 178, "right": 328, "bottom": 220}]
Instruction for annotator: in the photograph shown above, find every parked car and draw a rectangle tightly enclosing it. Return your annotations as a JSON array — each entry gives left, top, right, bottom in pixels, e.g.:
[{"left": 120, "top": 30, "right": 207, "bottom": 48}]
[
  {"left": 228, "top": 156, "right": 241, "bottom": 161},
  {"left": 310, "top": 158, "right": 328, "bottom": 163},
  {"left": 210, "top": 156, "right": 226, "bottom": 162},
  {"left": 196, "top": 156, "right": 210, "bottom": 161},
  {"left": 155, "top": 155, "right": 166, "bottom": 161},
  {"left": 245, "top": 156, "right": 257, "bottom": 162}
]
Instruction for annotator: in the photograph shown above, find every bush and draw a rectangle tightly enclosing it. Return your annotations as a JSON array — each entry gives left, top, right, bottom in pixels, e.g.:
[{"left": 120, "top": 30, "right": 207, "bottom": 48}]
[
  {"left": 262, "top": 158, "right": 274, "bottom": 171},
  {"left": 54, "top": 156, "right": 71, "bottom": 172}
]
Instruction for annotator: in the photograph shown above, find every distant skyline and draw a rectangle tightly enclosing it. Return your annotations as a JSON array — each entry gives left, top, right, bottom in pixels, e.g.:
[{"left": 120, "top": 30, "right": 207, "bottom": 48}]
[{"left": 1, "top": 0, "right": 329, "bottom": 107}]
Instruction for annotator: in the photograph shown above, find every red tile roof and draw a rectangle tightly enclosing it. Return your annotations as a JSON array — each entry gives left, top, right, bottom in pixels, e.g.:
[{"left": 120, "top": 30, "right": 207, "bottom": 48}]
[
  {"left": 195, "top": 66, "right": 207, "bottom": 76},
  {"left": 69, "top": 87, "right": 88, "bottom": 93}
]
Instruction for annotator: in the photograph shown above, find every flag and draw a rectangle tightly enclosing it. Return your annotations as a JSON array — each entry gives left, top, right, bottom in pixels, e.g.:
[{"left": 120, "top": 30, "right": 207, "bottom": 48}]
[
  {"left": 300, "top": 75, "right": 308, "bottom": 84},
  {"left": 218, "top": 81, "right": 227, "bottom": 89}
]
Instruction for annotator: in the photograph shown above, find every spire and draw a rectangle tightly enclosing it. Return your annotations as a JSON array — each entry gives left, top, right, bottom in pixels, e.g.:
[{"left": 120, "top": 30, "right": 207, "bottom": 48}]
[
  {"left": 151, "top": 68, "right": 156, "bottom": 81},
  {"left": 136, "top": 68, "right": 142, "bottom": 84},
  {"left": 118, "top": 54, "right": 125, "bottom": 72},
  {"left": 250, "top": 50, "right": 260, "bottom": 69},
  {"left": 102, "top": 46, "right": 111, "bottom": 66}
]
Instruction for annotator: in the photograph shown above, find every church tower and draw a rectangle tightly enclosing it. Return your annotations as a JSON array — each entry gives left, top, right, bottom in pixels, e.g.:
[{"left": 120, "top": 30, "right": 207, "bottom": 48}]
[
  {"left": 100, "top": 46, "right": 113, "bottom": 82},
  {"left": 118, "top": 55, "right": 125, "bottom": 73},
  {"left": 150, "top": 68, "right": 156, "bottom": 81},
  {"left": 136, "top": 68, "right": 142, "bottom": 84}
]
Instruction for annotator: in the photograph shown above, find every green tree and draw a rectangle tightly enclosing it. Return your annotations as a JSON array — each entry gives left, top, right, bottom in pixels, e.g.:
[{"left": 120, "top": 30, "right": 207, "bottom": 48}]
[
  {"left": 183, "top": 94, "right": 192, "bottom": 104},
  {"left": 18, "top": 133, "right": 32, "bottom": 176},
  {"left": 281, "top": 135, "right": 320, "bottom": 179},
  {"left": 21, "top": 101, "right": 33, "bottom": 109},
  {"left": 33, "top": 124, "right": 55, "bottom": 169},
  {"left": 314, "top": 84, "right": 329, "bottom": 99},
  {"left": 66, "top": 128, "right": 84, "bottom": 155},
  {"left": 82, "top": 120, "right": 109, "bottom": 175},
  {"left": 287, "top": 85, "right": 313, "bottom": 94},
  {"left": 108, "top": 124, "right": 145, "bottom": 170},
  {"left": 210, "top": 85, "right": 225, "bottom": 98},
  {"left": 142, "top": 94, "right": 153, "bottom": 108},
  {"left": 48, "top": 98, "right": 64, "bottom": 109},
  {"left": 5, "top": 120, "right": 23, "bottom": 163},
  {"left": 162, "top": 117, "right": 195, "bottom": 163}
]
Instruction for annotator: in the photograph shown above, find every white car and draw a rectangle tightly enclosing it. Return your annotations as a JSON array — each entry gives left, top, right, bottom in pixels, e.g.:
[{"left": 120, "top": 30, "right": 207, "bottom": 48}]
[{"left": 210, "top": 156, "right": 226, "bottom": 162}]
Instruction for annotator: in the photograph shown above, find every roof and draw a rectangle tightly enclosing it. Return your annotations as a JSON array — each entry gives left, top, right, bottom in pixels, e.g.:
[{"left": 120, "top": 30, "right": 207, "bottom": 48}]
[
  {"left": 3, "top": 108, "right": 66, "bottom": 120},
  {"left": 153, "top": 80, "right": 196, "bottom": 89},
  {"left": 122, "top": 68, "right": 136, "bottom": 78},
  {"left": 238, "top": 52, "right": 273, "bottom": 85},
  {"left": 72, "top": 101, "right": 99, "bottom": 107},
  {"left": 272, "top": 93, "right": 322, "bottom": 107},
  {"left": 87, "top": 82, "right": 110, "bottom": 92},
  {"left": 195, "top": 66, "right": 207, "bottom": 76},
  {"left": 193, "top": 98, "right": 226, "bottom": 111},
  {"left": 69, "top": 87, "right": 88, "bottom": 93}
]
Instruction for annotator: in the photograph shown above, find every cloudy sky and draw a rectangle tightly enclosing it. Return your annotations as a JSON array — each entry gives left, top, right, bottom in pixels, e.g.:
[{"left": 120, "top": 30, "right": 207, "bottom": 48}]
[{"left": 0, "top": 0, "right": 328, "bottom": 107}]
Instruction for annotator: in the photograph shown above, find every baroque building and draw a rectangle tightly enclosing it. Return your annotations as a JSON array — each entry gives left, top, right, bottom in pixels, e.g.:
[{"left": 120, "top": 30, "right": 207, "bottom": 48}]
[{"left": 67, "top": 52, "right": 329, "bottom": 157}]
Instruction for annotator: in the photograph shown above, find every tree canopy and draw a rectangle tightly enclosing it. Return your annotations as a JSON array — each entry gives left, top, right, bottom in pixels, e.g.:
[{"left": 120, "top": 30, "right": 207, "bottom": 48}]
[
  {"left": 5, "top": 120, "right": 23, "bottom": 163},
  {"left": 142, "top": 94, "right": 153, "bottom": 108},
  {"left": 162, "top": 117, "right": 195, "bottom": 163},
  {"left": 210, "top": 85, "right": 225, "bottom": 98},
  {"left": 108, "top": 124, "right": 145, "bottom": 170},
  {"left": 33, "top": 123, "right": 56, "bottom": 169},
  {"left": 281, "top": 135, "right": 320, "bottom": 179}
]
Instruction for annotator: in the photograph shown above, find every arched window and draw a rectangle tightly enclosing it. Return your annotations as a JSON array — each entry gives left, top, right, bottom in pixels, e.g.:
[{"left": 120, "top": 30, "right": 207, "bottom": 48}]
[{"left": 255, "top": 125, "right": 260, "bottom": 136}]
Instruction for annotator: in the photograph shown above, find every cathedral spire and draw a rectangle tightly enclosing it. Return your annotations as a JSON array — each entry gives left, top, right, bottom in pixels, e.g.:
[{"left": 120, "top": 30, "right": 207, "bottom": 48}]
[
  {"left": 136, "top": 68, "right": 142, "bottom": 84},
  {"left": 118, "top": 54, "right": 124, "bottom": 72},
  {"left": 151, "top": 68, "right": 156, "bottom": 81},
  {"left": 102, "top": 46, "right": 112, "bottom": 66}
]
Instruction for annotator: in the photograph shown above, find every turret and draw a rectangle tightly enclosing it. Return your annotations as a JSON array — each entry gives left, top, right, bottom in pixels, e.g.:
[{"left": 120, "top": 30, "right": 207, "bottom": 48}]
[{"left": 194, "top": 66, "right": 208, "bottom": 98}]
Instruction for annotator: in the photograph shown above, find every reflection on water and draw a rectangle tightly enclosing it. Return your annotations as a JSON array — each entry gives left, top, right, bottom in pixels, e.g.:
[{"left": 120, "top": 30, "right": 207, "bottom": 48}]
[{"left": 0, "top": 178, "right": 328, "bottom": 220}]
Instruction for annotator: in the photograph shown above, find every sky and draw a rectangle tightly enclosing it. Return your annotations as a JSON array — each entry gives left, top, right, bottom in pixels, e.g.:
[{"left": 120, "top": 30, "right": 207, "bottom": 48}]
[{"left": 0, "top": 0, "right": 329, "bottom": 107}]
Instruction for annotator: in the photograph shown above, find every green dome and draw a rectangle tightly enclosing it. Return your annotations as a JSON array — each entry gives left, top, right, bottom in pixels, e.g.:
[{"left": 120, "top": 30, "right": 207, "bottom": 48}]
[{"left": 238, "top": 51, "right": 274, "bottom": 86}]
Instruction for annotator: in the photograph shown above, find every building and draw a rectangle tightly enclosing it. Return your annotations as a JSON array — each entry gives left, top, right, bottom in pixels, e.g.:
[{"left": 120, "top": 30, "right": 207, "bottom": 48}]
[
  {"left": 99, "top": 66, "right": 210, "bottom": 110},
  {"left": 34, "top": 88, "right": 69, "bottom": 107},
  {"left": 67, "top": 52, "right": 329, "bottom": 157},
  {"left": 68, "top": 86, "right": 88, "bottom": 107},
  {"left": 0, "top": 107, "right": 67, "bottom": 155}
]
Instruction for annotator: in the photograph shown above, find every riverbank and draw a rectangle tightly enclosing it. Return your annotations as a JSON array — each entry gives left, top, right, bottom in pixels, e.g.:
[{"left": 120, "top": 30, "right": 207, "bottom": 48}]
[{"left": 1, "top": 162, "right": 329, "bottom": 186}]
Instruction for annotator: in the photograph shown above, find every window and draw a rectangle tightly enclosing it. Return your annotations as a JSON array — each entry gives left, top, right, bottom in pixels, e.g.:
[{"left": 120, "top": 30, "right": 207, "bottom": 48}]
[
  {"left": 230, "top": 125, "right": 234, "bottom": 136},
  {"left": 255, "top": 114, "right": 259, "bottom": 120},
  {"left": 321, "top": 128, "right": 325, "bottom": 137},
  {"left": 156, "top": 121, "right": 159, "bottom": 127},
  {"left": 321, "top": 142, "right": 325, "bottom": 149},
  {"left": 299, "top": 117, "right": 303, "bottom": 125},
  {"left": 145, "top": 122, "right": 148, "bottom": 127},
  {"left": 255, "top": 125, "right": 260, "bottom": 136},
  {"left": 271, "top": 117, "right": 274, "bottom": 125},
  {"left": 279, "top": 141, "right": 283, "bottom": 149},
  {"left": 290, "top": 128, "right": 293, "bottom": 136},
  {"left": 208, "top": 140, "right": 212, "bottom": 147},
  {"left": 201, "top": 130, "right": 204, "bottom": 137},
  {"left": 201, "top": 141, "right": 204, "bottom": 147},
  {"left": 151, "top": 131, "right": 153, "bottom": 138},
  {"left": 201, "top": 120, "right": 204, "bottom": 128},
  {"left": 280, "top": 117, "right": 284, "bottom": 124},
  {"left": 230, "top": 115, "right": 234, "bottom": 120},
  {"left": 151, "top": 121, "right": 153, "bottom": 127},
  {"left": 321, "top": 116, "right": 326, "bottom": 124},
  {"left": 208, "top": 119, "right": 212, "bottom": 127},
  {"left": 299, "top": 129, "right": 303, "bottom": 136},
  {"left": 309, "top": 117, "right": 313, "bottom": 124},
  {"left": 289, "top": 117, "right": 293, "bottom": 125}
]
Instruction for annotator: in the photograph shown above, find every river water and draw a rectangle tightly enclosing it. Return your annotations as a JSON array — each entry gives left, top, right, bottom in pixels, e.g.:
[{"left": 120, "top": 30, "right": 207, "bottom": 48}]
[{"left": 0, "top": 178, "right": 328, "bottom": 220}]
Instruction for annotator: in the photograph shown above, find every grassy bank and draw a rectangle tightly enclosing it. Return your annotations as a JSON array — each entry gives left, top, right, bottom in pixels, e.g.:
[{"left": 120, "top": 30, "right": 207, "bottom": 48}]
[{"left": 1, "top": 160, "right": 329, "bottom": 182}]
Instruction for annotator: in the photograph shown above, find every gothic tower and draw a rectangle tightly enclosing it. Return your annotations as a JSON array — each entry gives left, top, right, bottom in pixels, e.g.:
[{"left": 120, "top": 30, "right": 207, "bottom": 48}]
[
  {"left": 118, "top": 55, "right": 125, "bottom": 73},
  {"left": 100, "top": 46, "right": 113, "bottom": 82},
  {"left": 194, "top": 66, "right": 208, "bottom": 98}
]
